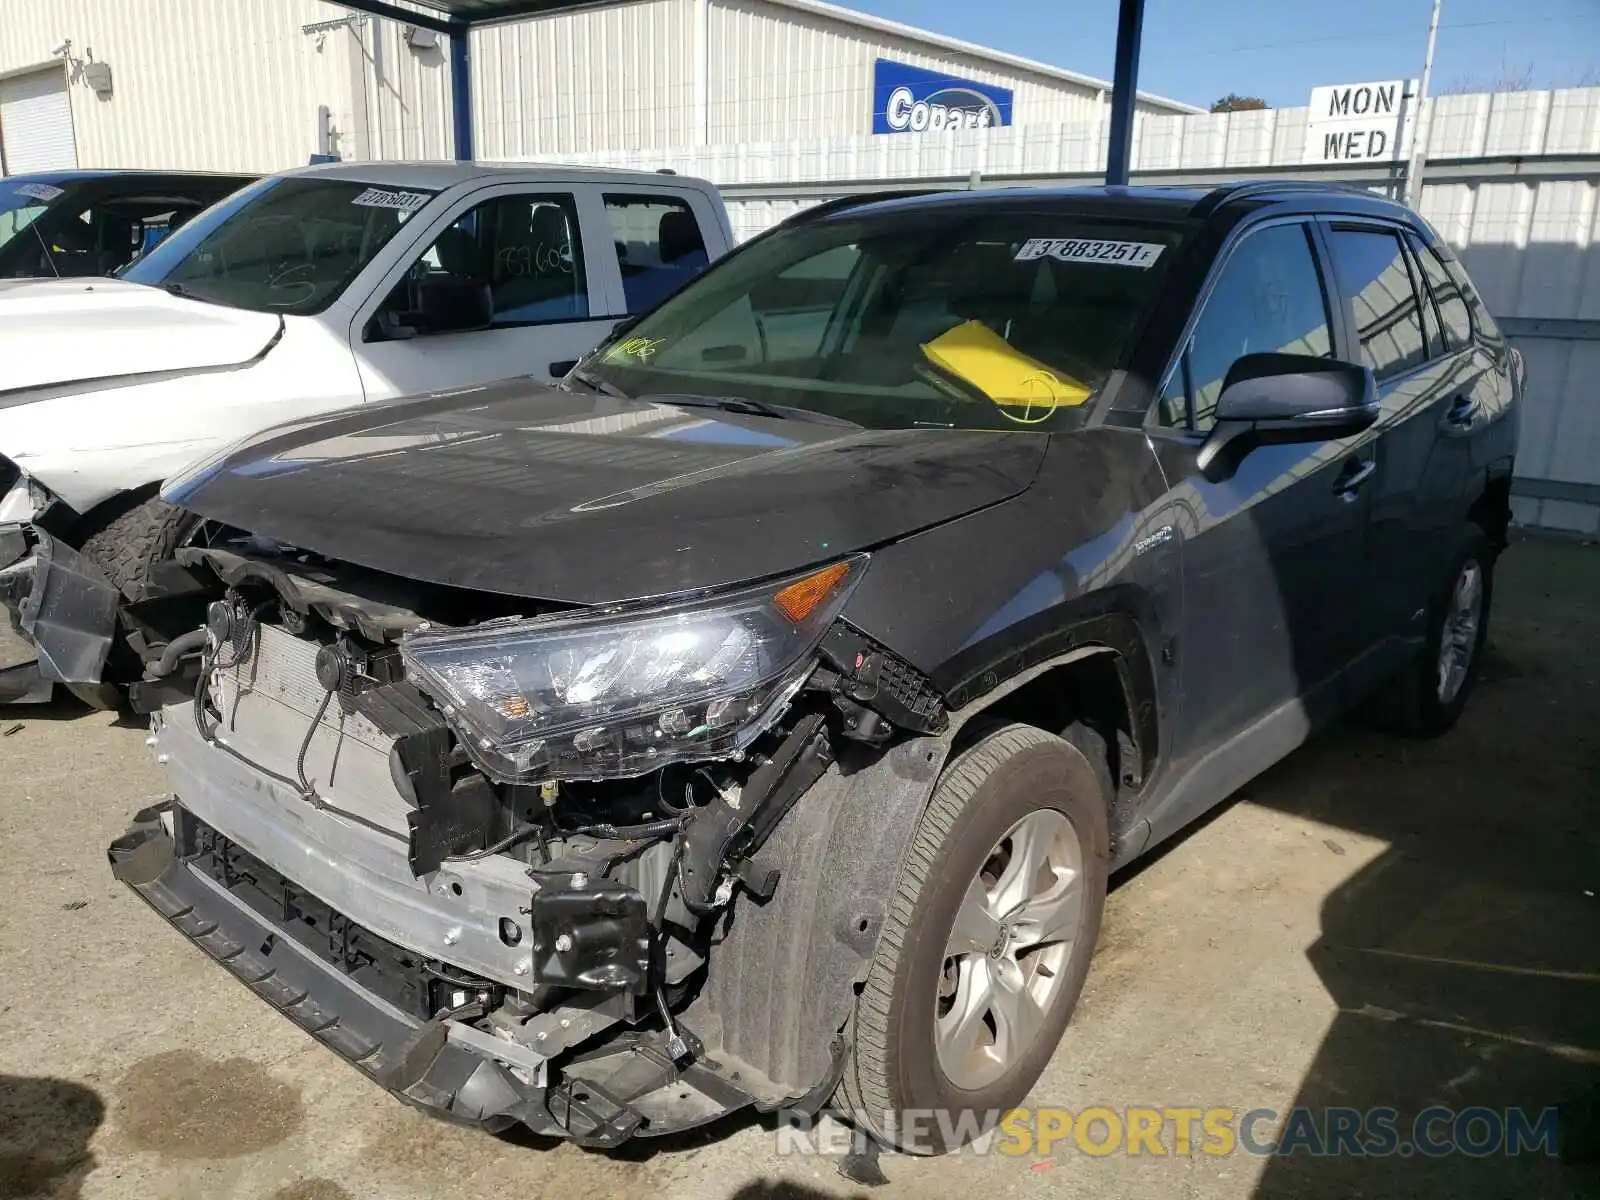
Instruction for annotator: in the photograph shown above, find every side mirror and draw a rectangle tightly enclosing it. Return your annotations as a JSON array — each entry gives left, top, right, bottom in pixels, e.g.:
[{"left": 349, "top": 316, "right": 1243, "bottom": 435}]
[
  {"left": 1199, "top": 353, "right": 1378, "bottom": 478},
  {"left": 414, "top": 277, "right": 494, "bottom": 335},
  {"left": 374, "top": 277, "right": 494, "bottom": 341}
]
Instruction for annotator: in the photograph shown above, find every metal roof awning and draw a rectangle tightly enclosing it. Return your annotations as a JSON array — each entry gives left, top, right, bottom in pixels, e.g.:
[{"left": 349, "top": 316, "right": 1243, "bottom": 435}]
[{"left": 324, "top": 0, "right": 1150, "bottom": 184}]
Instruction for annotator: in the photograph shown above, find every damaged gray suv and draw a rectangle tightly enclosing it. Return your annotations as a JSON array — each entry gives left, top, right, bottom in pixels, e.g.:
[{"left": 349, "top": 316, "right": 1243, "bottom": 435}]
[{"left": 105, "top": 181, "right": 1520, "bottom": 1152}]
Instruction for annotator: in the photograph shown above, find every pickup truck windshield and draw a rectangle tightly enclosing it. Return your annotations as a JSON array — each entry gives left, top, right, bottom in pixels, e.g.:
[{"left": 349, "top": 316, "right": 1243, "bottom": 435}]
[
  {"left": 581, "top": 209, "right": 1184, "bottom": 432},
  {"left": 122, "top": 177, "right": 436, "bottom": 315},
  {"left": 0, "top": 180, "right": 64, "bottom": 252}
]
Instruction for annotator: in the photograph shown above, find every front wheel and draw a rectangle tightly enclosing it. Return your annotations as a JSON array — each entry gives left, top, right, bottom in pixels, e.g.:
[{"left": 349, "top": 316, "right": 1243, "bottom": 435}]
[
  {"left": 67, "top": 495, "right": 197, "bottom": 709},
  {"left": 839, "top": 723, "right": 1110, "bottom": 1153}
]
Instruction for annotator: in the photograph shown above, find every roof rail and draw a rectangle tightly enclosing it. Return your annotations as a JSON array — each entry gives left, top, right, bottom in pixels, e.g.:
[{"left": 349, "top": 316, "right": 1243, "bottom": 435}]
[
  {"left": 1188, "top": 179, "right": 1381, "bottom": 219},
  {"left": 777, "top": 189, "right": 952, "bottom": 226}
]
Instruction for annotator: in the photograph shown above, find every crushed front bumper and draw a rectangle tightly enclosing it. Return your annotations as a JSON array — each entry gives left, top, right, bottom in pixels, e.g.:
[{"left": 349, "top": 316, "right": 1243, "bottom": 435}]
[
  {"left": 0, "top": 529, "right": 121, "bottom": 699},
  {"left": 109, "top": 705, "right": 765, "bottom": 1145},
  {"left": 108, "top": 805, "right": 559, "bottom": 1134}
]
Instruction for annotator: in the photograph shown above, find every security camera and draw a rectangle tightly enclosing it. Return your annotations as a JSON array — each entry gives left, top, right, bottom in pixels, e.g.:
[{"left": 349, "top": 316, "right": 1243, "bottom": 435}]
[{"left": 49, "top": 39, "right": 71, "bottom": 57}]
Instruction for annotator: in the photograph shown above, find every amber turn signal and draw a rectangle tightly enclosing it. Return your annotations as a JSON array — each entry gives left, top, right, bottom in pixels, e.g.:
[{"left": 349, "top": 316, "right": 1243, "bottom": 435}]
[{"left": 772, "top": 560, "right": 854, "bottom": 623}]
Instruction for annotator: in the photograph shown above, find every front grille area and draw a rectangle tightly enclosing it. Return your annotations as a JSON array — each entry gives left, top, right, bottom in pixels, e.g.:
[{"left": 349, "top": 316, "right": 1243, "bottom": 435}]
[{"left": 174, "top": 807, "right": 502, "bottom": 1021}]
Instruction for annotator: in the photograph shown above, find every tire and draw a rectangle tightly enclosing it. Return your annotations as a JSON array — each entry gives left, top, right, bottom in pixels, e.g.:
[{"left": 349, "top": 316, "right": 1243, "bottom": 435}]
[
  {"left": 68, "top": 496, "right": 197, "bottom": 710},
  {"left": 77, "top": 495, "right": 196, "bottom": 600},
  {"left": 1368, "top": 528, "right": 1495, "bottom": 739},
  {"left": 838, "top": 722, "right": 1111, "bottom": 1154}
]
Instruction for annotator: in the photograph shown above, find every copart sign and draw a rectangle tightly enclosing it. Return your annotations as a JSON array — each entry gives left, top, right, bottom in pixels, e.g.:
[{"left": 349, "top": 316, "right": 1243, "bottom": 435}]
[{"left": 873, "top": 59, "right": 1014, "bottom": 135}]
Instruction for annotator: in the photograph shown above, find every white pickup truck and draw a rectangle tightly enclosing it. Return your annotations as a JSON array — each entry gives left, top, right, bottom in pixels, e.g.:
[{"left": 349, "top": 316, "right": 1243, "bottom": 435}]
[{"left": 0, "top": 161, "right": 732, "bottom": 701}]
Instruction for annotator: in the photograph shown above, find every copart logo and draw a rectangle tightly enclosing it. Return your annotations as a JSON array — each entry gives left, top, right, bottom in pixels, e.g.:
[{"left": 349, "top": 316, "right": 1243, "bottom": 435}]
[
  {"left": 873, "top": 59, "right": 1014, "bottom": 136},
  {"left": 884, "top": 85, "right": 1001, "bottom": 133}
]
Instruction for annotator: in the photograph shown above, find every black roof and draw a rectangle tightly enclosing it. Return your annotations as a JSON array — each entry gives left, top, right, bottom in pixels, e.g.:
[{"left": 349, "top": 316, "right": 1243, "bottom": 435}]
[{"left": 795, "top": 180, "right": 1413, "bottom": 229}]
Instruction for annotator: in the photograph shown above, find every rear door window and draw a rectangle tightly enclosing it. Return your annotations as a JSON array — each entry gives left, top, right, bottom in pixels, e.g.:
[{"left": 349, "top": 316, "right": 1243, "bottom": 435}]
[
  {"left": 602, "top": 193, "right": 710, "bottom": 314},
  {"left": 1324, "top": 227, "right": 1429, "bottom": 381},
  {"left": 1407, "top": 232, "right": 1473, "bottom": 349}
]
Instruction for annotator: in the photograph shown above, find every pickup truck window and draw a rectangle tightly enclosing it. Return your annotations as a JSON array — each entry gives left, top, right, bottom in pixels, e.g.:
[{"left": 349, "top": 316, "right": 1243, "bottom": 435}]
[
  {"left": 0, "top": 182, "right": 57, "bottom": 263},
  {"left": 603, "top": 194, "right": 710, "bottom": 314},
  {"left": 1159, "top": 222, "right": 1332, "bottom": 431},
  {"left": 397, "top": 192, "right": 589, "bottom": 328},
  {"left": 583, "top": 211, "right": 1185, "bottom": 433},
  {"left": 1324, "top": 227, "right": 1428, "bottom": 381},
  {"left": 122, "top": 178, "right": 436, "bottom": 315}
]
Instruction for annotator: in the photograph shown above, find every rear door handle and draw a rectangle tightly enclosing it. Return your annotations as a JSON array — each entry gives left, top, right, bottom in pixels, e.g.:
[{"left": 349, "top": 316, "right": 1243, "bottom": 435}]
[{"left": 1334, "top": 458, "right": 1376, "bottom": 501}]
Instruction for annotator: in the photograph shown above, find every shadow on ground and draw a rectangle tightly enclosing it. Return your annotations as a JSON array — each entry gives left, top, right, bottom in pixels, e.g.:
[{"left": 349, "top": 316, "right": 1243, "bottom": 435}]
[
  {"left": 1243, "top": 534, "right": 1600, "bottom": 1198},
  {"left": 0, "top": 1075, "right": 105, "bottom": 1200}
]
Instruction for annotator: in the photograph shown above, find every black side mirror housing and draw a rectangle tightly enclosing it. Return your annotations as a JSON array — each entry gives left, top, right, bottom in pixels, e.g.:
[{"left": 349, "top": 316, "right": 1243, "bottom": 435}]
[
  {"left": 415, "top": 277, "right": 494, "bottom": 335},
  {"left": 1199, "top": 352, "right": 1379, "bottom": 479},
  {"left": 373, "top": 277, "right": 494, "bottom": 341}
]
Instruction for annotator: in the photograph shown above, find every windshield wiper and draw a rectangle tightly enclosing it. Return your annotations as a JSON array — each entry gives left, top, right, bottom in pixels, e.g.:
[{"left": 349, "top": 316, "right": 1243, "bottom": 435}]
[
  {"left": 657, "top": 394, "right": 861, "bottom": 428},
  {"left": 565, "top": 367, "right": 630, "bottom": 399}
]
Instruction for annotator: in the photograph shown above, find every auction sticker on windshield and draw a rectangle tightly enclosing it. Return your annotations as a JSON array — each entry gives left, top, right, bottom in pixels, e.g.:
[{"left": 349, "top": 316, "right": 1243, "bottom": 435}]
[
  {"left": 1015, "top": 238, "right": 1165, "bottom": 268},
  {"left": 351, "top": 187, "right": 431, "bottom": 212},
  {"left": 14, "top": 183, "right": 65, "bottom": 203}
]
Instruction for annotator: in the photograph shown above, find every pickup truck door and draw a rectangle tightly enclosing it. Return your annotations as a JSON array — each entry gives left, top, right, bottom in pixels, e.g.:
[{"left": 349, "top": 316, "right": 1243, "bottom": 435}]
[
  {"left": 1145, "top": 218, "right": 1375, "bottom": 802},
  {"left": 350, "top": 182, "right": 623, "bottom": 400}
]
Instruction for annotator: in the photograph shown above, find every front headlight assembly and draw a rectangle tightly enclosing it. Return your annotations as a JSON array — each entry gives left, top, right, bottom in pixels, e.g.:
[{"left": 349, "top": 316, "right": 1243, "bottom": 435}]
[{"left": 400, "top": 555, "right": 867, "bottom": 782}]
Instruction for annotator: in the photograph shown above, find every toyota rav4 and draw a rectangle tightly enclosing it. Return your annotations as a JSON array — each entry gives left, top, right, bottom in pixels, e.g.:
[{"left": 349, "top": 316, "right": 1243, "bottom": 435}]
[{"left": 106, "top": 181, "right": 1520, "bottom": 1153}]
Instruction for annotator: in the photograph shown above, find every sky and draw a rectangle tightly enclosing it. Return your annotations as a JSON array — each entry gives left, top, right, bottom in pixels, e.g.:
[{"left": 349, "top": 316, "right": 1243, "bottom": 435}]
[{"left": 844, "top": 0, "right": 1600, "bottom": 109}]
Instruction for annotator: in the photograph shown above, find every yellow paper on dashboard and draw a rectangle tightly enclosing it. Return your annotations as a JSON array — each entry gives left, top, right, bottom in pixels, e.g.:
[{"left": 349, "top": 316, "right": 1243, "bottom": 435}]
[{"left": 920, "top": 320, "right": 1092, "bottom": 419}]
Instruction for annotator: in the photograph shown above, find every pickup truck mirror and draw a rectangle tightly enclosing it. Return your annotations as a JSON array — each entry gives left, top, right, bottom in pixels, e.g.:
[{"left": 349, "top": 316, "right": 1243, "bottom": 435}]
[
  {"left": 374, "top": 277, "right": 495, "bottom": 341},
  {"left": 1199, "top": 353, "right": 1379, "bottom": 479},
  {"left": 414, "top": 277, "right": 494, "bottom": 335}
]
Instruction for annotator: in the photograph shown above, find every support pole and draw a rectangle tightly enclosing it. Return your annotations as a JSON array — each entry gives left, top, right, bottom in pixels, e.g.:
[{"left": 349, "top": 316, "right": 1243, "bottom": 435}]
[
  {"left": 450, "top": 23, "right": 473, "bottom": 161},
  {"left": 1403, "top": 0, "right": 1442, "bottom": 208},
  {"left": 1105, "top": 0, "right": 1146, "bottom": 186}
]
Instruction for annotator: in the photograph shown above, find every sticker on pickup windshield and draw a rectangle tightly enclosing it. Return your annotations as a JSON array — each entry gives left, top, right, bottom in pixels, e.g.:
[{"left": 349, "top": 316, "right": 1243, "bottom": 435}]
[
  {"left": 1015, "top": 238, "right": 1165, "bottom": 268},
  {"left": 350, "top": 187, "right": 431, "bottom": 212},
  {"left": 14, "top": 182, "right": 65, "bottom": 202}
]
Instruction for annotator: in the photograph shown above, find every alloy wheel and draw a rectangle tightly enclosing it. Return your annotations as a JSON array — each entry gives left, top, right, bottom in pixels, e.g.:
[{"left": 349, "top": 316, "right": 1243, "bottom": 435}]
[
  {"left": 1437, "top": 559, "right": 1483, "bottom": 706},
  {"left": 934, "top": 809, "right": 1085, "bottom": 1091}
]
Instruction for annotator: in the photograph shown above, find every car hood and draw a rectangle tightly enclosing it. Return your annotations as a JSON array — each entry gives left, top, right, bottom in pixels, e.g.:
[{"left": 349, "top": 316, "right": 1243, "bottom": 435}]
[
  {"left": 0, "top": 278, "right": 281, "bottom": 398},
  {"left": 167, "top": 379, "right": 1048, "bottom": 605}
]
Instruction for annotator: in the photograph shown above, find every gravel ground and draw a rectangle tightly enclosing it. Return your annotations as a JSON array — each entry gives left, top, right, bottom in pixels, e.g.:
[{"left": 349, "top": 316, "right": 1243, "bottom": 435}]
[{"left": 1, "top": 532, "right": 1595, "bottom": 1200}]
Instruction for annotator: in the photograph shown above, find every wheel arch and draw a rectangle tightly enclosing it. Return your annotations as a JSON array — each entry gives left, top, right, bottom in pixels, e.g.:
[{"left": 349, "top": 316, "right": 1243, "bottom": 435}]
[{"left": 687, "top": 608, "right": 1164, "bottom": 1108}]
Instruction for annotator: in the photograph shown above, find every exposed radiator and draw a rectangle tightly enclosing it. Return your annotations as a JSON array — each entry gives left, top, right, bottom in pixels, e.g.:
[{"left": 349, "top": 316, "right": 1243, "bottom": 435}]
[{"left": 206, "top": 623, "right": 411, "bottom": 834}]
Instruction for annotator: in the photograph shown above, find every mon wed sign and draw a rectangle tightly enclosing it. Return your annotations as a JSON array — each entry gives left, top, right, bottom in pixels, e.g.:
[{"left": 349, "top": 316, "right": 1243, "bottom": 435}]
[{"left": 1303, "top": 80, "right": 1416, "bottom": 164}]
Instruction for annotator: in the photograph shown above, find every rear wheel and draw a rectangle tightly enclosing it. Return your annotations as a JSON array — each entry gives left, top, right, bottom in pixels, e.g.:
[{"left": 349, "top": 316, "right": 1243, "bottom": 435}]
[
  {"left": 1368, "top": 528, "right": 1494, "bottom": 738},
  {"left": 839, "top": 722, "right": 1110, "bottom": 1153}
]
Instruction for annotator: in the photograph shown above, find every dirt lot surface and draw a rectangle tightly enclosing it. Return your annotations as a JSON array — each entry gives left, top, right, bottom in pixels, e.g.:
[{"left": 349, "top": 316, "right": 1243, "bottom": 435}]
[{"left": 1, "top": 533, "right": 1596, "bottom": 1200}]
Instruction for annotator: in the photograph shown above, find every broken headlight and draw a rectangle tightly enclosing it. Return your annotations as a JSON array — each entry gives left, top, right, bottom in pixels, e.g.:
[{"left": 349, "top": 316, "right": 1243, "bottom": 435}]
[{"left": 400, "top": 556, "right": 866, "bottom": 782}]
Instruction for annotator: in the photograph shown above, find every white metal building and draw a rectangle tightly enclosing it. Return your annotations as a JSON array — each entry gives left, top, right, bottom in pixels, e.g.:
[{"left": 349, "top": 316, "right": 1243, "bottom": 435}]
[{"left": 0, "top": 0, "right": 1197, "bottom": 175}]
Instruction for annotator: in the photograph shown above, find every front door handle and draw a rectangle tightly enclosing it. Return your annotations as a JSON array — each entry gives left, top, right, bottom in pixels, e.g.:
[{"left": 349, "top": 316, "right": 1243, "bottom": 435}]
[{"left": 1334, "top": 458, "right": 1376, "bottom": 501}]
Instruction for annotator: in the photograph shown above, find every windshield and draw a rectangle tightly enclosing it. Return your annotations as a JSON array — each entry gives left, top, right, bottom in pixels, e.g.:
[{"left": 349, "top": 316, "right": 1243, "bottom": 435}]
[
  {"left": 121, "top": 177, "right": 436, "bottom": 314},
  {"left": 579, "top": 207, "right": 1185, "bottom": 432},
  {"left": 0, "top": 179, "right": 72, "bottom": 256}
]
